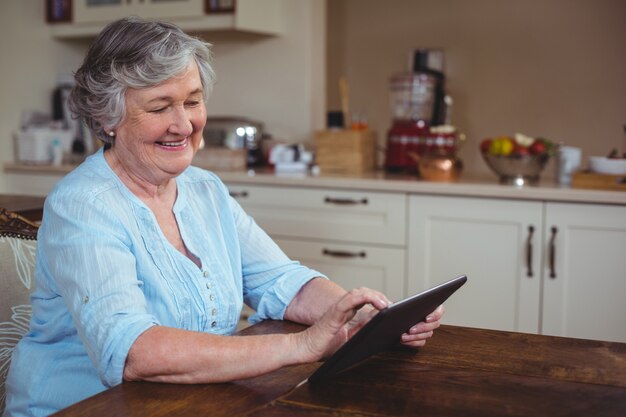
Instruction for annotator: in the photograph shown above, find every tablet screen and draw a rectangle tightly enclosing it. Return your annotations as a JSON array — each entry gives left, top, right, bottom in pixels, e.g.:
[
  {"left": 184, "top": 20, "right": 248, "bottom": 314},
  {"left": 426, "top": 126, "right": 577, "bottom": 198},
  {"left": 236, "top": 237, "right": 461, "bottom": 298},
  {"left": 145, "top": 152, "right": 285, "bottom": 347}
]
[{"left": 308, "top": 275, "right": 467, "bottom": 384}]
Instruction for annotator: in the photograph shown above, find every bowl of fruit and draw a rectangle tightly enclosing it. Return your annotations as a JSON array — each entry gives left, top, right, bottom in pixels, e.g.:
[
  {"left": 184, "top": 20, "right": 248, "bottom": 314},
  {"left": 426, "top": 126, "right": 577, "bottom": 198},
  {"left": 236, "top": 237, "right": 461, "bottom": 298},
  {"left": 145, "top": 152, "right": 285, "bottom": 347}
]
[{"left": 480, "top": 133, "right": 554, "bottom": 186}]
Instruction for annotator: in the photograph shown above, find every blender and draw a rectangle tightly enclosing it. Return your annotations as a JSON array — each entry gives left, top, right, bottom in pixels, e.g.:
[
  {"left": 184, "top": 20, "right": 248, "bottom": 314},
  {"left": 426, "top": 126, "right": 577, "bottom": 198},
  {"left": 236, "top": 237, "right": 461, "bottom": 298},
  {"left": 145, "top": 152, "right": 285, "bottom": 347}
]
[{"left": 384, "top": 49, "right": 452, "bottom": 172}]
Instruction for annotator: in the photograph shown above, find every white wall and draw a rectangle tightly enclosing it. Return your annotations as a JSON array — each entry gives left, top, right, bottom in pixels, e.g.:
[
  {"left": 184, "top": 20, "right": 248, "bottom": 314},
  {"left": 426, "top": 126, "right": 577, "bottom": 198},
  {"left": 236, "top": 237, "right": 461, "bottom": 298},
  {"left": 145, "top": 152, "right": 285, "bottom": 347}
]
[
  {"left": 0, "top": 1, "right": 90, "bottom": 193},
  {"left": 202, "top": 0, "right": 326, "bottom": 142},
  {"left": 0, "top": 0, "right": 326, "bottom": 195}
]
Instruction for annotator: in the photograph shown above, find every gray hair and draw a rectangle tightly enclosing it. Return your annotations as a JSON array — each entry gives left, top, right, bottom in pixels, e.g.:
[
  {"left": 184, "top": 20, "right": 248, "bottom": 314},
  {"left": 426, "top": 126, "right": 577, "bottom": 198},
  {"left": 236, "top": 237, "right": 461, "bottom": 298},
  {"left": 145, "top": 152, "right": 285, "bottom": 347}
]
[{"left": 68, "top": 16, "right": 215, "bottom": 144}]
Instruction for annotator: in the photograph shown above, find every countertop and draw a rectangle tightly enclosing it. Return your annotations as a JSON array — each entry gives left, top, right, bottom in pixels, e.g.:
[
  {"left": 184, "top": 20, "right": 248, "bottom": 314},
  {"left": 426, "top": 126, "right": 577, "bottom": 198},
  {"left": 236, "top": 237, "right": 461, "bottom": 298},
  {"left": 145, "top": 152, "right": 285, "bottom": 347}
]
[{"left": 4, "top": 162, "right": 626, "bottom": 205}]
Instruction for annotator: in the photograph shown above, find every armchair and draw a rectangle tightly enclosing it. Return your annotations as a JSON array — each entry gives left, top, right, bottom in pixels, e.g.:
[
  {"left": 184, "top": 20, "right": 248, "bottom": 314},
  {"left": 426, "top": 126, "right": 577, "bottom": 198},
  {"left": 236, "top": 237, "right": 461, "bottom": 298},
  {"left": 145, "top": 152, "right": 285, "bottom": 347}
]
[{"left": 0, "top": 208, "right": 38, "bottom": 412}]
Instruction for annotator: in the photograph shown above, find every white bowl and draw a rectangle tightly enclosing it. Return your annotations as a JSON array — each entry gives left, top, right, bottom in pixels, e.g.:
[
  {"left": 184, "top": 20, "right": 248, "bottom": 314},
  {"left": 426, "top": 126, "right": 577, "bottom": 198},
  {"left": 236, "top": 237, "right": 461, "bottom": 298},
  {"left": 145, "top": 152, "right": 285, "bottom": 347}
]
[{"left": 588, "top": 156, "right": 626, "bottom": 175}]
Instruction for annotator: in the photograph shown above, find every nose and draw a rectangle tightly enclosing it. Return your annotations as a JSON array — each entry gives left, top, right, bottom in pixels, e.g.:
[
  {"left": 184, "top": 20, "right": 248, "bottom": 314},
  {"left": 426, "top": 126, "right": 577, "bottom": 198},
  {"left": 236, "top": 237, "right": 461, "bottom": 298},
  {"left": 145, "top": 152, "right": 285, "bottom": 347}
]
[{"left": 168, "top": 106, "right": 194, "bottom": 137}]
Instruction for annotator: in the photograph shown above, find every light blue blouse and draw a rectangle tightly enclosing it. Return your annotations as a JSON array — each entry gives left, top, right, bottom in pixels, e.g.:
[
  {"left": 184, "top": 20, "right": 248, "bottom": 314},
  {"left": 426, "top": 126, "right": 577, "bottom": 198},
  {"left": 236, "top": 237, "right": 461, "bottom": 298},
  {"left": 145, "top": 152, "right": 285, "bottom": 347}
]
[{"left": 4, "top": 149, "right": 324, "bottom": 417}]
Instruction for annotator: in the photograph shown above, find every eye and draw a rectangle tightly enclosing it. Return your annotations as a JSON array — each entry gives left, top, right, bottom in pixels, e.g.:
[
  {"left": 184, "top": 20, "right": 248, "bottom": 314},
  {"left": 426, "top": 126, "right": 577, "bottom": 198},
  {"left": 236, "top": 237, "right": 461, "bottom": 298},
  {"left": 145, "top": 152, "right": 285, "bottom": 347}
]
[
  {"left": 185, "top": 100, "right": 201, "bottom": 107},
  {"left": 149, "top": 107, "right": 167, "bottom": 114}
]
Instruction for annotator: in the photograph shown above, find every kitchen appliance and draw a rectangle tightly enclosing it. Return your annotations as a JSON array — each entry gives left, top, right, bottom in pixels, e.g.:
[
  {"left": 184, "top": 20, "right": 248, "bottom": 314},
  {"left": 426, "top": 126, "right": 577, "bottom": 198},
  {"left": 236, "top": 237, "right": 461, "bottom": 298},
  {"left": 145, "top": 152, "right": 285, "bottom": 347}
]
[
  {"left": 384, "top": 49, "right": 456, "bottom": 172},
  {"left": 14, "top": 128, "right": 74, "bottom": 165},
  {"left": 202, "top": 116, "right": 266, "bottom": 167}
]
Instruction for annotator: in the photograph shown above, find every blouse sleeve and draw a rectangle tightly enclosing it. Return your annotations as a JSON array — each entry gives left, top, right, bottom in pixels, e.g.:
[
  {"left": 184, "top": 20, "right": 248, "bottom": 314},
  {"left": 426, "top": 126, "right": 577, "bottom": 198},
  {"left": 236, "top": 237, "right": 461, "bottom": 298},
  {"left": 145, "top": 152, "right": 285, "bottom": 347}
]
[
  {"left": 39, "top": 189, "right": 159, "bottom": 387},
  {"left": 223, "top": 188, "right": 327, "bottom": 323}
]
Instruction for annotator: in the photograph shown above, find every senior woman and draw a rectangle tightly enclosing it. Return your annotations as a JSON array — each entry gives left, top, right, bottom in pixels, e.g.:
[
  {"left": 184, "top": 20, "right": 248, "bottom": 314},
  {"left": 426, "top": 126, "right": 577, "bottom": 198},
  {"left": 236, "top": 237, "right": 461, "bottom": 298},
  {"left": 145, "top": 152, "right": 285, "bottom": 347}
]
[{"left": 4, "top": 17, "right": 444, "bottom": 417}]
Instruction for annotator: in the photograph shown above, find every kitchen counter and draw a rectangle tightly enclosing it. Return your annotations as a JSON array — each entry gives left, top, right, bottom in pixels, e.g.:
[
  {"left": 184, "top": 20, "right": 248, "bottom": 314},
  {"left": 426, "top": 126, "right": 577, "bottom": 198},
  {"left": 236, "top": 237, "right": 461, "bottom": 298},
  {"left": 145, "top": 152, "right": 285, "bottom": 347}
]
[{"left": 4, "top": 162, "right": 626, "bottom": 205}]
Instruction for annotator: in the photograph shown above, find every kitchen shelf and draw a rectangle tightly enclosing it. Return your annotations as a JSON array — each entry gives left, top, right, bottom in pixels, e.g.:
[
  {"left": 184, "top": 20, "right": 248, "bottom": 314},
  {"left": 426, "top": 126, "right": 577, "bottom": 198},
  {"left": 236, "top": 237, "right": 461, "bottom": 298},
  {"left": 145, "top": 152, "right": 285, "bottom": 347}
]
[{"left": 48, "top": 0, "right": 285, "bottom": 39}]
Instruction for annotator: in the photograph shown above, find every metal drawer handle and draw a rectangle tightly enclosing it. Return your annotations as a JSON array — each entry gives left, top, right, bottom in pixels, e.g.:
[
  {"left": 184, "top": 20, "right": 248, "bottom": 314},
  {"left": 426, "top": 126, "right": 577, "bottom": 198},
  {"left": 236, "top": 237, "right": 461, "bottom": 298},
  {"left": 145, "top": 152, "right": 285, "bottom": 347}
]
[
  {"left": 549, "top": 226, "right": 558, "bottom": 278},
  {"left": 322, "top": 249, "right": 367, "bottom": 258},
  {"left": 526, "top": 225, "right": 534, "bottom": 277},
  {"left": 229, "top": 191, "right": 249, "bottom": 198},
  {"left": 324, "top": 197, "right": 368, "bottom": 206}
]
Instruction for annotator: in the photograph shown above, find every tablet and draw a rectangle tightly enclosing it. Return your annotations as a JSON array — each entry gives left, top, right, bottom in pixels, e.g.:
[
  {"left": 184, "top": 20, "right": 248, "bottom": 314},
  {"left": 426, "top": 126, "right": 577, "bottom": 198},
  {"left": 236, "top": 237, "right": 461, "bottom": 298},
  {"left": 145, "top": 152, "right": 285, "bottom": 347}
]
[{"left": 307, "top": 275, "right": 467, "bottom": 384}]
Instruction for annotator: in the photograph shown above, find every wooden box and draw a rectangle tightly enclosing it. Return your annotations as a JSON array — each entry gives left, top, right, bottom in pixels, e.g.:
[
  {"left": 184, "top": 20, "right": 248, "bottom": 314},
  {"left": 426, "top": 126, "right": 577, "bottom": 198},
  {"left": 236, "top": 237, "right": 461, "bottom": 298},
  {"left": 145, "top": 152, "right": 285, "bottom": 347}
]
[
  {"left": 192, "top": 147, "right": 246, "bottom": 171},
  {"left": 314, "top": 130, "right": 377, "bottom": 173},
  {"left": 571, "top": 171, "right": 626, "bottom": 191}
]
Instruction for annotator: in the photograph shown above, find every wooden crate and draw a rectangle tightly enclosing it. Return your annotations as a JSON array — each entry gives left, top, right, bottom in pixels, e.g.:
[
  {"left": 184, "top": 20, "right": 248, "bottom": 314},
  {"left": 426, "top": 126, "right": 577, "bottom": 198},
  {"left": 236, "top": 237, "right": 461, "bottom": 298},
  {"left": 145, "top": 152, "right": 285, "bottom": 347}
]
[
  {"left": 571, "top": 171, "right": 626, "bottom": 191},
  {"left": 192, "top": 147, "right": 246, "bottom": 171},
  {"left": 314, "top": 130, "right": 376, "bottom": 173}
]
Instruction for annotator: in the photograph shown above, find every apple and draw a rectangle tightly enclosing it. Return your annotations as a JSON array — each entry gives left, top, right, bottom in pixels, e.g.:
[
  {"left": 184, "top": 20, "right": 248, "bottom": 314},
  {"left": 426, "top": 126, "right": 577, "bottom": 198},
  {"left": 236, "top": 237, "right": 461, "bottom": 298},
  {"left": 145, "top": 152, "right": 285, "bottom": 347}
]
[
  {"left": 480, "top": 138, "right": 492, "bottom": 153},
  {"left": 513, "top": 143, "right": 530, "bottom": 156},
  {"left": 529, "top": 140, "right": 547, "bottom": 155}
]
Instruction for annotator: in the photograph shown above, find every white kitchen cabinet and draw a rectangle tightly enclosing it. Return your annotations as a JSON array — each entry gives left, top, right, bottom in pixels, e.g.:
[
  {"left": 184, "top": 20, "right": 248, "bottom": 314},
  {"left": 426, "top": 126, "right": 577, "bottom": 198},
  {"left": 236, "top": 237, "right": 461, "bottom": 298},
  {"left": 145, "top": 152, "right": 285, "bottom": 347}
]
[
  {"left": 73, "top": 0, "right": 203, "bottom": 24},
  {"left": 408, "top": 195, "right": 626, "bottom": 342},
  {"left": 227, "top": 183, "right": 407, "bottom": 300},
  {"left": 51, "top": 0, "right": 285, "bottom": 38},
  {"left": 408, "top": 195, "right": 543, "bottom": 333},
  {"left": 542, "top": 202, "right": 626, "bottom": 342}
]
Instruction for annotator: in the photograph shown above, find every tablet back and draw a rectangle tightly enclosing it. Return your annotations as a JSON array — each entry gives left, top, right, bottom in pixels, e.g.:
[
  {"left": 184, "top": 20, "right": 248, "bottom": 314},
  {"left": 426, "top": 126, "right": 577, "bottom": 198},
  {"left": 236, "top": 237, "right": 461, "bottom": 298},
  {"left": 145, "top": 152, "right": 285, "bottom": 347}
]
[{"left": 308, "top": 275, "right": 467, "bottom": 384}]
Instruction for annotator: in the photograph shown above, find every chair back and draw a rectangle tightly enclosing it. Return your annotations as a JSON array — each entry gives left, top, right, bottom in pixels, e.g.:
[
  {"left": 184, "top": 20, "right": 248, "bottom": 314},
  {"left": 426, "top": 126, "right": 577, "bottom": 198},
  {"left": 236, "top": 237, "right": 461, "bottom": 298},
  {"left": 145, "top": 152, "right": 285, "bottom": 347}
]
[{"left": 0, "top": 208, "right": 39, "bottom": 412}]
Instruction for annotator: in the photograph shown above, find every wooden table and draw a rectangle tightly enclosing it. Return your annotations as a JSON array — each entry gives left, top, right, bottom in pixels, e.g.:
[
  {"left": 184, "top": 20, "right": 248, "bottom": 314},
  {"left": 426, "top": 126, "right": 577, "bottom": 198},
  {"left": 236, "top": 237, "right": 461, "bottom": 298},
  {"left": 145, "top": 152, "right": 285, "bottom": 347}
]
[
  {"left": 53, "top": 321, "right": 626, "bottom": 417},
  {"left": 0, "top": 194, "right": 45, "bottom": 221}
]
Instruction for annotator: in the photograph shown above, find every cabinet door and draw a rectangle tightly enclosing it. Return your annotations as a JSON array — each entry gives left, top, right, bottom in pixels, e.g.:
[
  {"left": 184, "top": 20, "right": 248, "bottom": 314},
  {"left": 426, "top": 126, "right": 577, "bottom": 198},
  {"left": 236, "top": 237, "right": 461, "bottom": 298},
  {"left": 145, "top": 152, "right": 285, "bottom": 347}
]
[
  {"left": 408, "top": 195, "right": 542, "bottom": 333},
  {"left": 274, "top": 238, "right": 406, "bottom": 301},
  {"left": 74, "top": 0, "right": 132, "bottom": 23},
  {"left": 136, "top": 0, "right": 203, "bottom": 19},
  {"left": 74, "top": 0, "right": 203, "bottom": 24},
  {"left": 542, "top": 203, "right": 626, "bottom": 342}
]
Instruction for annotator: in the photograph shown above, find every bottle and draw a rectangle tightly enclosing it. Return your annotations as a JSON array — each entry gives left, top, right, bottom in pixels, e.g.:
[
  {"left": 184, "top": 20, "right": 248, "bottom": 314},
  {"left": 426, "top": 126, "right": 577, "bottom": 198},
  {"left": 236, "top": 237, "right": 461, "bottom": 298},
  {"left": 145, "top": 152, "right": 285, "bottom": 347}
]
[
  {"left": 351, "top": 111, "right": 368, "bottom": 131},
  {"left": 51, "top": 138, "right": 63, "bottom": 166}
]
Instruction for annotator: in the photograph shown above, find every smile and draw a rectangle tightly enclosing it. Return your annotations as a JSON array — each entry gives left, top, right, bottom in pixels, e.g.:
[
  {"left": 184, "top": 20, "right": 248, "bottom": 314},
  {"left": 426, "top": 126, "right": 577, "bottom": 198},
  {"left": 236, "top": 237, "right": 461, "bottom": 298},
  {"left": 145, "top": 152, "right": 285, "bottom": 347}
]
[{"left": 156, "top": 138, "right": 189, "bottom": 148}]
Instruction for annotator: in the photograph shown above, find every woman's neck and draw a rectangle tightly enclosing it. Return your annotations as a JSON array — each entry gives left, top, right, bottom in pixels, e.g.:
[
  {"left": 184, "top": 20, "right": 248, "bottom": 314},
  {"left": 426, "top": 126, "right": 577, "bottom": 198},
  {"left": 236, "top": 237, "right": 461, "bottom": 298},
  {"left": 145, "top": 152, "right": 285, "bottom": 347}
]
[{"left": 104, "top": 148, "right": 177, "bottom": 203}]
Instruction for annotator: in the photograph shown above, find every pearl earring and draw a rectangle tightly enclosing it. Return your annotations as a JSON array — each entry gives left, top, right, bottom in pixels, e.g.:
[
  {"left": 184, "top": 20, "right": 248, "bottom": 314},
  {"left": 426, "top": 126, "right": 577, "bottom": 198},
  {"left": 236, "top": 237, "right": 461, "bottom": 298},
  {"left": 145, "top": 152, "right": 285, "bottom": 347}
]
[{"left": 108, "top": 131, "right": 115, "bottom": 137}]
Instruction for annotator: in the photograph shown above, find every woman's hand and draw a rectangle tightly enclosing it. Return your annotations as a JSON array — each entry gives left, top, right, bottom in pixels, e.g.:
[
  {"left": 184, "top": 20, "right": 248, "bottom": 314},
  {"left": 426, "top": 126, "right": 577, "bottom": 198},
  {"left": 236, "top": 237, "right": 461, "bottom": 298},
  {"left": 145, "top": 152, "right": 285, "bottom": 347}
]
[
  {"left": 295, "top": 287, "right": 391, "bottom": 362},
  {"left": 294, "top": 295, "right": 445, "bottom": 363},
  {"left": 400, "top": 304, "right": 445, "bottom": 348},
  {"left": 346, "top": 303, "right": 445, "bottom": 349}
]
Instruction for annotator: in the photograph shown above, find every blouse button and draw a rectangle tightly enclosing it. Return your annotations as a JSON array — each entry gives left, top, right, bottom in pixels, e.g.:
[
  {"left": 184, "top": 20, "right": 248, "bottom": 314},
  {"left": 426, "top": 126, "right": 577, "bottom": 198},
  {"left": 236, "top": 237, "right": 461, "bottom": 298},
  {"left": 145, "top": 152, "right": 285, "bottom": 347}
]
[
  {"left": 209, "top": 294, "right": 215, "bottom": 301},
  {"left": 211, "top": 321, "right": 217, "bottom": 328},
  {"left": 206, "top": 283, "right": 211, "bottom": 290},
  {"left": 203, "top": 270, "right": 209, "bottom": 278},
  {"left": 83, "top": 295, "right": 89, "bottom": 304},
  {"left": 212, "top": 308, "right": 217, "bottom": 316}
]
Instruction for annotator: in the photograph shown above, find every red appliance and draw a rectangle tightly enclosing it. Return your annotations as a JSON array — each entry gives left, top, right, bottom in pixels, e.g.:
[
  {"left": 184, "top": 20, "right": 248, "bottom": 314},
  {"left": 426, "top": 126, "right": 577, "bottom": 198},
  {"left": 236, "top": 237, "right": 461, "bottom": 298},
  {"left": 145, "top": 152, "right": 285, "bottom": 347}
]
[
  {"left": 384, "top": 49, "right": 455, "bottom": 172},
  {"left": 385, "top": 119, "right": 430, "bottom": 173}
]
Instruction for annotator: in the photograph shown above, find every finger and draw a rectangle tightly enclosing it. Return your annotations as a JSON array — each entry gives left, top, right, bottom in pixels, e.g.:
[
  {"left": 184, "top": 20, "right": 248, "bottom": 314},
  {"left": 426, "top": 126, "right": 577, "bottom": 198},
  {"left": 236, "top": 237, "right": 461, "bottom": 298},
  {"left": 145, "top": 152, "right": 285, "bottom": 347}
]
[
  {"left": 407, "top": 320, "right": 441, "bottom": 335},
  {"left": 401, "top": 339, "right": 427, "bottom": 348},
  {"left": 338, "top": 287, "right": 391, "bottom": 314},
  {"left": 425, "top": 304, "right": 445, "bottom": 323},
  {"left": 322, "top": 288, "right": 391, "bottom": 334},
  {"left": 401, "top": 330, "right": 434, "bottom": 343}
]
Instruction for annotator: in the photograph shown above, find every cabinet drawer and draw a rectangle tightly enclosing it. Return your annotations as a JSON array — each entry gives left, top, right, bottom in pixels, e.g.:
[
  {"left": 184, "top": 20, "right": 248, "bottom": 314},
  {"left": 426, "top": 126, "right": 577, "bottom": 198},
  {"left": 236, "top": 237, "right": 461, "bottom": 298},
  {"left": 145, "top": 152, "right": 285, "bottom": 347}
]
[
  {"left": 228, "top": 184, "right": 406, "bottom": 246},
  {"left": 274, "top": 238, "right": 406, "bottom": 301}
]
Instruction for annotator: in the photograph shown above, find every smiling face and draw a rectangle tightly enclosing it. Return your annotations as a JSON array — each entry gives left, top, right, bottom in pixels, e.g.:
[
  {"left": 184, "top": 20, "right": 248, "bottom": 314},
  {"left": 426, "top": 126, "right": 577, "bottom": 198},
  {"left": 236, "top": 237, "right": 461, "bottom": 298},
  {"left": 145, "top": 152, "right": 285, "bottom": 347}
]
[{"left": 106, "top": 60, "right": 207, "bottom": 188}]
